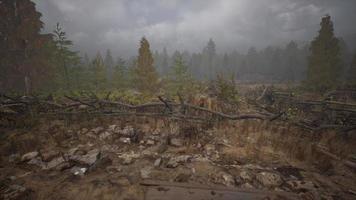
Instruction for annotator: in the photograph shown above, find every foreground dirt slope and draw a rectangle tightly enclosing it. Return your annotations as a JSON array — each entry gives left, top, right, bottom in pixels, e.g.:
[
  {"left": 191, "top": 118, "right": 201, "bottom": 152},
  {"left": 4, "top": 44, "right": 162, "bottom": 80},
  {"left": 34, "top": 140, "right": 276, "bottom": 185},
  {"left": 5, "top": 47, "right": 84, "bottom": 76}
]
[{"left": 0, "top": 117, "right": 355, "bottom": 200}]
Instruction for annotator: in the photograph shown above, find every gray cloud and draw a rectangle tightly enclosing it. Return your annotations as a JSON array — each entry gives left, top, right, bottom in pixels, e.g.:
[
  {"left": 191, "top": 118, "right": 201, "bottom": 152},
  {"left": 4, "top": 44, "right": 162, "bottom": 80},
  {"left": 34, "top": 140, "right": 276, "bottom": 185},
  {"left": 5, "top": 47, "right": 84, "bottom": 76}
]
[{"left": 33, "top": 0, "right": 356, "bottom": 57}]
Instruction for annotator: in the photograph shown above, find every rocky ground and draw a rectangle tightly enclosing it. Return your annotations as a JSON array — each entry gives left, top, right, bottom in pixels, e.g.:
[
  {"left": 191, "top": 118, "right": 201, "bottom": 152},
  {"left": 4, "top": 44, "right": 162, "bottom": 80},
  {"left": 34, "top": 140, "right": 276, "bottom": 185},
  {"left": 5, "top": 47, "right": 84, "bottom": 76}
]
[{"left": 0, "top": 117, "right": 356, "bottom": 200}]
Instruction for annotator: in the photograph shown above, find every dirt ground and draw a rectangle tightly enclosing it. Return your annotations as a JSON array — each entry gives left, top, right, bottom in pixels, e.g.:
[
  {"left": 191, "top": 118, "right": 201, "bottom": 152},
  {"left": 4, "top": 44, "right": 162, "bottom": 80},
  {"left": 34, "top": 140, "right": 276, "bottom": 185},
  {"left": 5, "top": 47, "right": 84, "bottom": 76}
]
[{"left": 0, "top": 116, "right": 356, "bottom": 200}]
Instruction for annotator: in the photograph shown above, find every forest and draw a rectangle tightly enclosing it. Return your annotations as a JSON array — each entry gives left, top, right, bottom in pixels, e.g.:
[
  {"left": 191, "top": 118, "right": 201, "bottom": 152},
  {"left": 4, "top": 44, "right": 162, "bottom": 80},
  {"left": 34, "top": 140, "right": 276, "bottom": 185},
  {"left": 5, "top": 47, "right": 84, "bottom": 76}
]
[{"left": 1, "top": 1, "right": 356, "bottom": 200}]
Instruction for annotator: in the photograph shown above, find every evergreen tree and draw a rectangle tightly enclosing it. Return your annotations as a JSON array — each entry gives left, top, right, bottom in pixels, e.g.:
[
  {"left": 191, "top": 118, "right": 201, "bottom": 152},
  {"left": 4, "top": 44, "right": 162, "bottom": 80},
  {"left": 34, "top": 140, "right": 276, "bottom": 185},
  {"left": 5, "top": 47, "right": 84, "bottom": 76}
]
[
  {"left": 134, "top": 37, "right": 159, "bottom": 93},
  {"left": 112, "top": 57, "right": 127, "bottom": 89},
  {"left": 0, "top": 0, "right": 52, "bottom": 93},
  {"left": 161, "top": 47, "right": 169, "bottom": 75},
  {"left": 347, "top": 53, "right": 356, "bottom": 87},
  {"left": 202, "top": 38, "right": 216, "bottom": 79},
  {"left": 52, "top": 23, "right": 80, "bottom": 90},
  {"left": 104, "top": 49, "right": 114, "bottom": 87},
  {"left": 91, "top": 52, "right": 106, "bottom": 91},
  {"left": 83, "top": 53, "right": 90, "bottom": 67},
  {"left": 306, "top": 15, "right": 343, "bottom": 91},
  {"left": 166, "top": 55, "right": 193, "bottom": 97}
]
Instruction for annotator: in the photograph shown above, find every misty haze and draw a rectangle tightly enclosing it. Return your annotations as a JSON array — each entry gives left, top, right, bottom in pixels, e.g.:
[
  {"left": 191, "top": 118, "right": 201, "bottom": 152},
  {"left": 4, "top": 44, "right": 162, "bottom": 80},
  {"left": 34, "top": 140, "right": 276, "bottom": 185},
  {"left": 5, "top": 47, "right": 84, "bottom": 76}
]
[{"left": 1, "top": 1, "right": 356, "bottom": 200}]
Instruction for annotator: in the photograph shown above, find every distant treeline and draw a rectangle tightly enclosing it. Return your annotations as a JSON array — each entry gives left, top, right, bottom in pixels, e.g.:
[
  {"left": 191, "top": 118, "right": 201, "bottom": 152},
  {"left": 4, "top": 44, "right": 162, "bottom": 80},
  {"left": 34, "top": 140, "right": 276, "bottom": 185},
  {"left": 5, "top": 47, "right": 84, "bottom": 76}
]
[{"left": 1, "top": 0, "right": 355, "bottom": 95}]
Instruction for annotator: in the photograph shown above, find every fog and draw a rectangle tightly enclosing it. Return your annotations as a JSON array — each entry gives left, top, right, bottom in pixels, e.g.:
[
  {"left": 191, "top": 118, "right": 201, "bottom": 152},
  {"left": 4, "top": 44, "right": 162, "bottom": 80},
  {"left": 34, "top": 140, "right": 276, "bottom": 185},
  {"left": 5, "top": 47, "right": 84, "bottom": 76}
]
[{"left": 33, "top": 0, "right": 356, "bottom": 57}]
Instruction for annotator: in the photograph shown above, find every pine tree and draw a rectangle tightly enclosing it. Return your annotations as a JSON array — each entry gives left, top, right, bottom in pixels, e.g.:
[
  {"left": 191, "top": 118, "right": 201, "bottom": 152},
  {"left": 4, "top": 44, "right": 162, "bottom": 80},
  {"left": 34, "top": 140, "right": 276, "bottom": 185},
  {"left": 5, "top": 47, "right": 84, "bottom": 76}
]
[
  {"left": 134, "top": 37, "right": 159, "bottom": 93},
  {"left": 104, "top": 49, "right": 114, "bottom": 87},
  {"left": 166, "top": 55, "right": 193, "bottom": 97},
  {"left": 0, "top": 0, "right": 52, "bottom": 93},
  {"left": 306, "top": 15, "right": 343, "bottom": 91},
  {"left": 202, "top": 38, "right": 216, "bottom": 79},
  {"left": 347, "top": 53, "right": 356, "bottom": 87},
  {"left": 161, "top": 47, "right": 169, "bottom": 75},
  {"left": 91, "top": 52, "right": 106, "bottom": 91},
  {"left": 53, "top": 23, "right": 80, "bottom": 90},
  {"left": 112, "top": 57, "right": 127, "bottom": 89}
]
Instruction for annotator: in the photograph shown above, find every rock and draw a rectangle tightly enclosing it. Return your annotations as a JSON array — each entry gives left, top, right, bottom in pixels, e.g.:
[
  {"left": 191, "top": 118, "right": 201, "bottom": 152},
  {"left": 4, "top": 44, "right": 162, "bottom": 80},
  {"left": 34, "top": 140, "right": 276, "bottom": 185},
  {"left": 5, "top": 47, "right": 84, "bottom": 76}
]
[
  {"left": 256, "top": 172, "right": 283, "bottom": 188},
  {"left": 2, "top": 184, "right": 32, "bottom": 200},
  {"left": 119, "top": 126, "right": 135, "bottom": 136},
  {"left": 154, "top": 158, "right": 162, "bottom": 167},
  {"left": 70, "top": 149, "right": 101, "bottom": 166},
  {"left": 119, "top": 137, "right": 131, "bottom": 144},
  {"left": 78, "top": 105, "right": 88, "bottom": 109},
  {"left": 285, "top": 180, "right": 317, "bottom": 193},
  {"left": 91, "top": 127, "right": 104, "bottom": 134},
  {"left": 40, "top": 150, "right": 60, "bottom": 162},
  {"left": 166, "top": 155, "right": 192, "bottom": 168},
  {"left": 21, "top": 151, "right": 39, "bottom": 162},
  {"left": 239, "top": 170, "right": 254, "bottom": 182},
  {"left": 110, "top": 177, "right": 131, "bottom": 186},
  {"left": 67, "top": 147, "right": 79, "bottom": 156},
  {"left": 99, "top": 131, "right": 112, "bottom": 140},
  {"left": 106, "top": 166, "right": 122, "bottom": 174},
  {"left": 221, "top": 172, "right": 235, "bottom": 187},
  {"left": 204, "top": 144, "right": 219, "bottom": 160},
  {"left": 118, "top": 152, "right": 140, "bottom": 165},
  {"left": 81, "top": 128, "right": 89, "bottom": 134},
  {"left": 45, "top": 156, "right": 65, "bottom": 170},
  {"left": 27, "top": 157, "right": 46, "bottom": 168},
  {"left": 241, "top": 182, "right": 255, "bottom": 189},
  {"left": 70, "top": 166, "right": 87, "bottom": 176},
  {"left": 140, "top": 166, "right": 153, "bottom": 179},
  {"left": 108, "top": 125, "right": 118, "bottom": 132},
  {"left": 55, "top": 162, "right": 73, "bottom": 171},
  {"left": 152, "top": 129, "right": 160, "bottom": 135},
  {"left": 169, "top": 138, "right": 184, "bottom": 147},
  {"left": 8, "top": 154, "right": 21, "bottom": 163},
  {"left": 146, "top": 139, "right": 155, "bottom": 146},
  {"left": 174, "top": 172, "right": 191, "bottom": 182}
]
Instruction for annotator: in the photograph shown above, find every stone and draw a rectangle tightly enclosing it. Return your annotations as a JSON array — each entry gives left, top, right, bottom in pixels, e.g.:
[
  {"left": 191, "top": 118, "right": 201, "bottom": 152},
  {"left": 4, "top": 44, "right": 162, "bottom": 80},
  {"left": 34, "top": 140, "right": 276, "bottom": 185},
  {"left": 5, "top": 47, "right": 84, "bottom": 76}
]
[
  {"left": 55, "top": 162, "right": 73, "bottom": 171},
  {"left": 70, "top": 166, "right": 87, "bottom": 176},
  {"left": 106, "top": 166, "right": 122, "bottom": 174},
  {"left": 170, "top": 138, "right": 184, "bottom": 147},
  {"left": 27, "top": 157, "right": 45, "bottom": 168},
  {"left": 79, "top": 105, "right": 89, "bottom": 109},
  {"left": 118, "top": 152, "right": 140, "bottom": 165},
  {"left": 241, "top": 182, "right": 255, "bottom": 189},
  {"left": 110, "top": 177, "right": 131, "bottom": 186},
  {"left": 108, "top": 125, "right": 118, "bottom": 132},
  {"left": 119, "top": 137, "right": 131, "bottom": 144},
  {"left": 140, "top": 166, "right": 153, "bottom": 179},
  {"left": 152, "top": 129, "right": 160, "bottom": 135},
  {"left": 239, "top": 170, "right": 254, "bottom": 182},
  {"left": 285, "top": 180, "right": 317, "bottom": 193},
  {"left": 67, "top": 147, "right": 79, "bottom": 157},
  {"left": 99, "top": 131, "right": 112, "bottom": 140},
  {"left": 154, "top": 158, "right": 162, "bottom": 167},
  {"left": 70, "top": 149, "right": 101, "bottom": 166},
  {"left": 204, "top": 144, "right": 216, "bottom": 156},
  {"left": 256, "top": 172, "right": 283, "bottom": 188},
  {"left": 81, "top": 128, "right": 89, "bottom": 134},
  {"left": 166, "top": 155, "right": 192, "bottom": 168},
  {"left": 40, "top": 150, "right": 60, "bottom": 162},
  {"left": 174, "top": 172, "right": 191, "bottom": 182},
  {"left": 91, "top": 127, "right": 104, "bottom": 134},
  {"left": 8, "top": 154, "right": 21, "bottom": 163},
  {"left": 119, "top": 126, "right": 135, "bottom": 136},
  {"left": 45, "top": 156, "right": 66, "bottom": 170},
  {"left": 146, "top": 139, "right": 155, "bottom": 146},
  {"left": 21, "top": 151, "right": 39, "bottom": 162},
  {"left": 2, "top": 184, "right": 31, "bottom": 200},
  {"left": 221, "top": 172, "right": 235, "bottom": 187}
]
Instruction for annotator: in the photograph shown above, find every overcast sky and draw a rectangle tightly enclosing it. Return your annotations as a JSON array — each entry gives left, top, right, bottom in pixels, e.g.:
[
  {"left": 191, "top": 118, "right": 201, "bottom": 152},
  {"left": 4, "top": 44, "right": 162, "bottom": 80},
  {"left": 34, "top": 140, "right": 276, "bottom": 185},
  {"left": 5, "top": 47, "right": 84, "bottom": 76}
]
[{"left": 33, "top": 0, "right": 356, "bottom": 57}]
